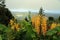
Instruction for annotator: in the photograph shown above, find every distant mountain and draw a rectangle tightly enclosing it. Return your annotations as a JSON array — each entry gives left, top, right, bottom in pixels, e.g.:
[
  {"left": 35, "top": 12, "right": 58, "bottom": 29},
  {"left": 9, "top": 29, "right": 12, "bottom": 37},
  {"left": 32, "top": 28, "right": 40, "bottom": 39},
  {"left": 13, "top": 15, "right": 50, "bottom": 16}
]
[
  {"left": 44, "top": 13, "right": 60, "bottom": 19},
  {"left": 11, "top": 12, "right": 60, "bottom": 20},
  {"left": 10, "top": 9, "right": 60, "bottom": 20}
]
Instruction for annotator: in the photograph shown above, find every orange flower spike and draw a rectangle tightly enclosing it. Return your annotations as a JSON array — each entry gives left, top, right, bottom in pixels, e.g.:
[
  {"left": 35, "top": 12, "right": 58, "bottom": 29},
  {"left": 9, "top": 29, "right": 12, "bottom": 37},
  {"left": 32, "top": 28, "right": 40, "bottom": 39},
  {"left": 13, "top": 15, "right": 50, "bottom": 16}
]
[
  {"left": 31, "top": 16, "right": 35, "bottom": 27},
  {"left": 42, "top": 25, "right": 47, "bottom": 35},
  {"left": 35, "top": 15, "right": 41, "bottom": 35},
  {"left": 41, "top": 16, "right": 47, "bottom": 35}
]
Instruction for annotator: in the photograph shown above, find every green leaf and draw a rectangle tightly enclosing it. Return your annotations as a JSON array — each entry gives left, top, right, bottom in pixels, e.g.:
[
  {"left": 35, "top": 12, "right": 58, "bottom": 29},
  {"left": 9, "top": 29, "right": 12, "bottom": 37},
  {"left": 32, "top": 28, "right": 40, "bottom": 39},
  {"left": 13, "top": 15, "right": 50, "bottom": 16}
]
[
  {"left": 0, "top": 35, "right": 2, "bottom": 40},
  {"left": 46, "top": 29, "right": 57, "bottom": 36},
  {"left": 0, "top": 24, "right": 7, "bottom": 31},
  {"left": 55, "top": 26, "right": 60, "bottom": 32},
  {"left": 53, "top": 36, "right": 57, "bottom": 40}
]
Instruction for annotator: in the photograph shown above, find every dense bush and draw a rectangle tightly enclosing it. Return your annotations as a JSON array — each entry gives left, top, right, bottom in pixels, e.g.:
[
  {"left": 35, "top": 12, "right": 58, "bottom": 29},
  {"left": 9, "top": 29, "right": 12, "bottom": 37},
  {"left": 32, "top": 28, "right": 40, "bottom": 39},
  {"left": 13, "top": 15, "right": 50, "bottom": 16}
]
[{"left": 0, "top": 6, "right": 14, "bottom": 26}]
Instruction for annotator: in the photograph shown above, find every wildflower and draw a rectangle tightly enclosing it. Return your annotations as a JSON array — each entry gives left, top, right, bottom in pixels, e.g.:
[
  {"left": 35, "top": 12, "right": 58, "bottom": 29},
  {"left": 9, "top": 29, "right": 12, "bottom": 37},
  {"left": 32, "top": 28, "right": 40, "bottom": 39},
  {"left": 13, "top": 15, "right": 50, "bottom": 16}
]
[
  {"left": 50, "top": 22, "right": 57, "bottom": 29},
  {"left": 41, "top": 16, "right": 47, "bottom": 35},
  {"left": 10, "top": 19, "right": 14, "bottom": 25},
  {"left": 31, "top": 15, "right": 41, "bottom": 35}
]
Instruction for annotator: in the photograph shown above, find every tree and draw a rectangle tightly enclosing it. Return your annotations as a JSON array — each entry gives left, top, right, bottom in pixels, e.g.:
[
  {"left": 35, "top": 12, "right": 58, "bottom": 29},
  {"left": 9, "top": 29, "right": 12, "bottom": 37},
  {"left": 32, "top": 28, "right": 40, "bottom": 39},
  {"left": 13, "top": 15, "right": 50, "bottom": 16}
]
[
  {"left": 58, "top": 16, "right": 60, "bottom": 23},
  {"left": 39, "top": 7, "right": 44, "bottom": 15},
  {"left": 0, "top": 0, "right": 14, "bottom": 26},
  {"left": 48, "top": 17, "right": 54, "bottom": 21}
]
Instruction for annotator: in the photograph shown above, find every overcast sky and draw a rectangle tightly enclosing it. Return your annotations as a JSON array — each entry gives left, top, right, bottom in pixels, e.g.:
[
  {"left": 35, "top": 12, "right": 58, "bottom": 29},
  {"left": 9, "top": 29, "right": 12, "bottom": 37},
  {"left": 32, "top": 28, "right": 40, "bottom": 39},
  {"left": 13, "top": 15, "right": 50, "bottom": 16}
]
[{"left": 5, "top": 0, "right": 60, "bottom": 10}]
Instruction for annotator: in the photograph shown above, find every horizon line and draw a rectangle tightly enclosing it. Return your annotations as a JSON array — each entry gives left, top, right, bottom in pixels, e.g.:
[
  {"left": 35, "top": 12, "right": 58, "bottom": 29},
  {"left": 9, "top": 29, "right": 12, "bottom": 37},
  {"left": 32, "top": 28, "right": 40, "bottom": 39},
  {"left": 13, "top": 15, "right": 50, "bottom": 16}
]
[{"left": 9, "top": 9, "right": 60, "bottom": 14}]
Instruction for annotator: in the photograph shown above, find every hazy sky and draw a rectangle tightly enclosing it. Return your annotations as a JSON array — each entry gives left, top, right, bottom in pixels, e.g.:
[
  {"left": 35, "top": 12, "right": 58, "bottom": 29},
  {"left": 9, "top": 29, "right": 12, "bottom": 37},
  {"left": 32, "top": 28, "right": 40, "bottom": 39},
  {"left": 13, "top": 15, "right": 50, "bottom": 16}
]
[{"left": 6, "top": 0, "right": 60, "bottom": 10}]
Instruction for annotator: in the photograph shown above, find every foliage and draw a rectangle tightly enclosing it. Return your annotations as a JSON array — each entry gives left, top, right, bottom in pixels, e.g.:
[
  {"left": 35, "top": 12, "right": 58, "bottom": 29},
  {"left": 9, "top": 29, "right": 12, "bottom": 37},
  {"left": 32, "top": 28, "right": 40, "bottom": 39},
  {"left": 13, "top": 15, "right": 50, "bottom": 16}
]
[
  {"left": 0, "top": 16, "right": 60, "bottom": 40},
  {"left": 48, "top": 17, "right": 55, "bottom": 22},
  {"left": 0, "top": 7, "right": 60, "bottom": 40},
  {"left": 19, "top": 20, "right": 38, "bottom": 40},
  {"left": 58, "top": 16, "right": 60, "bottom": 23},
  {"left": 0, "top": 6, "right": 14, "bottom": 26},
  {"left": 46, "top": 26, "right": 60, "bottom": 40},
  {"left": 0, "top": 19, "right": 38, "bottom": 40}
]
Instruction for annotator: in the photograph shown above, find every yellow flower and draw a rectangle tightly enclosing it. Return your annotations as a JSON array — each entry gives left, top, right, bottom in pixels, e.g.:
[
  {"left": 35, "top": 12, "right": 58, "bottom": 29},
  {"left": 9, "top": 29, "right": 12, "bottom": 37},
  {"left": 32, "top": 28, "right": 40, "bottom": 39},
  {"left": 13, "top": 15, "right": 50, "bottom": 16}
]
[
  {"left": 31, "top": 15, "right": 48, "bottom": 35},
  {"left": 31, "top": 15, "right": 41, "bottom": 35},
  {"left": 10, "top": 19, "right": 14, "bottom": 25},
  {"left": 34, "top": 15, "right": 41, "bottom": 35},
  {"left": 57, "top": 23, "right": 60, "bottom": 26},
  {"left": 16, "top": 23, "right": 20, "bottom": 31},
  {"left": 31, "top": 16, "right": 35, "bottom": 27},
  {"left": 11, "top": 25, "right": 15, "bottom": 30},
  {"left": 50, "top": 23, "right": 57, "bottom": 29},
  {"left": 41, "top": 16, "right": 47, "bottom": 36}
]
